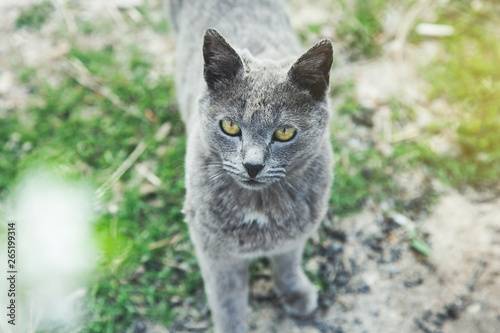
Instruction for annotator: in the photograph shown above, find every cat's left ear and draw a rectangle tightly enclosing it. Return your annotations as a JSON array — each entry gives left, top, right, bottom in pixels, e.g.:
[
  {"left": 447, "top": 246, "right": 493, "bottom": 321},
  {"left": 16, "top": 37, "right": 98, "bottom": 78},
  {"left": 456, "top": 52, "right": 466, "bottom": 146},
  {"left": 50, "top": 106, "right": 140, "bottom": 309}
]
[
  {"left": 288, "top": 40, "right": 333, "bottom": 101},
  {"left": 203, "top": 28, "right": 244, "bottom": 91}
]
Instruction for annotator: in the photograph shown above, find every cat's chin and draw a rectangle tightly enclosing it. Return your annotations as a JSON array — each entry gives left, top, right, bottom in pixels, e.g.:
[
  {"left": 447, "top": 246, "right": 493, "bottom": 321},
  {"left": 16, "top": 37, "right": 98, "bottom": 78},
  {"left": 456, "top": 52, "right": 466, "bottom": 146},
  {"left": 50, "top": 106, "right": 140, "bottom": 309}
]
[{"left": 238, "top": 179, "right": 269, "bottom": 190}]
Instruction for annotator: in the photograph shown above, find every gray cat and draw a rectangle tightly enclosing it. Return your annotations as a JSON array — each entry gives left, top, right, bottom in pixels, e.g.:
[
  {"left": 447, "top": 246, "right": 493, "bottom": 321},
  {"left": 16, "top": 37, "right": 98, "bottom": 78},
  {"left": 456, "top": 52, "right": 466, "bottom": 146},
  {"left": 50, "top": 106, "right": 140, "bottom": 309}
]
[{"left": 169, "top": 0, "right": 334, "bottom": 332}]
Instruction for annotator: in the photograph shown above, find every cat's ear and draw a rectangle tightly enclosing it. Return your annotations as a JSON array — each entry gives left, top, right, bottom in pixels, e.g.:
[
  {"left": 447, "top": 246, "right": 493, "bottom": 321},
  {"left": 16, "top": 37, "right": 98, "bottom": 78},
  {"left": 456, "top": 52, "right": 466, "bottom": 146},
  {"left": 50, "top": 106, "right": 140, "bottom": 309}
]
[
  {"left": 288, "top": 39, "right": 333, "bottom": 100},
  {"left": 203, "top": 29, "right": 243, "bottom": 91}
]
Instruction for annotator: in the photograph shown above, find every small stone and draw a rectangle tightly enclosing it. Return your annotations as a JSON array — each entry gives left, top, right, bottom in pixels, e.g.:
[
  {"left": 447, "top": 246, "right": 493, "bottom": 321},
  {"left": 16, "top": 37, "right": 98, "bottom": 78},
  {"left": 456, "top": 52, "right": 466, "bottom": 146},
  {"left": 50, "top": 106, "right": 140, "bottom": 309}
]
[
  {"left": 467, "top": 303, "right": 481, "bottom": 314},
  {"left": 403, "top": 277, "right": 423, "bottom": 288},
  {"left": 416, "top": 23, "right": 455, "bottom": 37},
  {"left": 387, "top": 211, "right": 411, "bottom": 226},
  {"left": 361, "top": 167, "right": 375, "bottom": 180},
  {"left": 300, "top": 326, "right": 321, "bottom": 333},
  {"left": 252, "top": 278, "right": 273, "bottom": 299}
]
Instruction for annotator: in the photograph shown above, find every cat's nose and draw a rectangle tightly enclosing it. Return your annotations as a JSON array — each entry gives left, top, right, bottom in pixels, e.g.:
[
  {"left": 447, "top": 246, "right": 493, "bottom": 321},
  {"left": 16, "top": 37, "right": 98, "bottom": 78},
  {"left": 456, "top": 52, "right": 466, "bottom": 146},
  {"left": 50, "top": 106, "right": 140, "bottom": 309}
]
[{"left": 244, "top": 163, "right": 264, "bottom": 179}]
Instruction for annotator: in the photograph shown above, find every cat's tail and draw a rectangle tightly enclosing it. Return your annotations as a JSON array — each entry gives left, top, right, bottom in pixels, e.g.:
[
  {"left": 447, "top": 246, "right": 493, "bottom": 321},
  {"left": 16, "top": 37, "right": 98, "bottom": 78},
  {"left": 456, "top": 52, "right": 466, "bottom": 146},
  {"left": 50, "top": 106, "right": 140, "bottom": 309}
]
[{"left": 165, "top": 0, "right": 183, "bottom": 32}]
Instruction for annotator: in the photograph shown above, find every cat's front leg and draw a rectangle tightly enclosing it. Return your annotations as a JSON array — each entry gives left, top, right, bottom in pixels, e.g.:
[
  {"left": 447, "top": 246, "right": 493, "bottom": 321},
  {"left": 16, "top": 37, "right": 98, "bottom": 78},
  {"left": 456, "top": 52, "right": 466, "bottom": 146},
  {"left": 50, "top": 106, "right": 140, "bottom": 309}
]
[
  {"left": 198, "top": 254, "right": 250, "bottom": 333},
  {"left": 271, "top": 242, "right": 318, "bottom": 317}
]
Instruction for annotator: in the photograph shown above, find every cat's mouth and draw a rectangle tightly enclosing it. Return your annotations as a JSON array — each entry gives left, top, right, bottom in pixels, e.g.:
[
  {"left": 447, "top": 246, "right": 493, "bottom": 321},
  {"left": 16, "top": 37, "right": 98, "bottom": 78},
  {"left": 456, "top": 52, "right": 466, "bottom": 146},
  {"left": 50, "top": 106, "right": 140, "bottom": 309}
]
[{"left": 240, "top": 177, "right": 267, "bottom": 189}]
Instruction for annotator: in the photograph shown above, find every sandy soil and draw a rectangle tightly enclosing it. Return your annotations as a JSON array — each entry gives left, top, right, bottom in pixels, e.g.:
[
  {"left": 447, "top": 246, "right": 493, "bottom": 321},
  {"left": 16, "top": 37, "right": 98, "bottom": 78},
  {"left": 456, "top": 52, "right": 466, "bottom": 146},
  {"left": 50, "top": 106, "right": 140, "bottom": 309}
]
[{"left": 246, "top": 189, "right": 500, "bottom": 333}]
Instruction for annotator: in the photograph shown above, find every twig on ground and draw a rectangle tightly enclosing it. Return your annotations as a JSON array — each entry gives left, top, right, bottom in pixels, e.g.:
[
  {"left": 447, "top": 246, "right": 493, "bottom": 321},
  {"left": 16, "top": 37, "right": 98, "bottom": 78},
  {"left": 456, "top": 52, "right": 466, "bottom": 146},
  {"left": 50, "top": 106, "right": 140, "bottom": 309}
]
[
  {"left": 52, "top": 0, "right": 78, "bottom": 34},
  {"left": 94, "top": 121, "right": 173, "bottom": 208},
  {"left": 392, "top": 126, "right": 420, "bottom": 143},
  {"left": 64, "top": 57, "right": 141, "bottom": 117},
  {"left": 103, "top": 1, "right": 128, "bottom": 31},
  {"left": 95, "top": 140, "right": 147, "bottom": 203},
  {"left": 394, "top": 0, "right": 432, "bottom": 61},
  {"left": 135, "top": 163, "right": 162, "bottom": 186},
  {"left": 148, "top": 234, "right": 181, "bottom": 251}
]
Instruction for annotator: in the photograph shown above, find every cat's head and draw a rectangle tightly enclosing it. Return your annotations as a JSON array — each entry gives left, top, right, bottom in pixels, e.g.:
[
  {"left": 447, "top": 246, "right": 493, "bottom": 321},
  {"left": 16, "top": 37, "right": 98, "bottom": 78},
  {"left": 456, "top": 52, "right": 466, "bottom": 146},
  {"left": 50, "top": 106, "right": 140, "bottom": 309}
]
[{"left": 198, "top": 29, "right": 333, "bottom": 190}]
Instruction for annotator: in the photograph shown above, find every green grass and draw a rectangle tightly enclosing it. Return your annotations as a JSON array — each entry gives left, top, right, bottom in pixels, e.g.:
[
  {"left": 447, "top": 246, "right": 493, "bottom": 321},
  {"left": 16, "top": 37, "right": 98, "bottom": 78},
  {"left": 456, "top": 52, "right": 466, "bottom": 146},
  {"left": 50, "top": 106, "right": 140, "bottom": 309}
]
[
  {"left": 330, "top": 144, "right": 394, "bottom": 216},
  {"left": 423, "top": 0, "right": 500, "bottom": 188},
  {"left": 329, "top": 81, "right": 406, "bottom": 217},
  {"left": 87, "top": 178, "right": 199, "bottom": 332},
  {"left": 337, "top": 0, "right": 386, "bottom": 59},
  {"left": 334, "top": 0, "right": 500, "bottom": 191},
  {"left": 66, "top": 44, "right": 194, "bottom": 330},
  {"left": 16, "top": 0, "right": 54, "bottom": 30},
  {"left": 1, "top": 29, "right": 196, "bottom": 329}
]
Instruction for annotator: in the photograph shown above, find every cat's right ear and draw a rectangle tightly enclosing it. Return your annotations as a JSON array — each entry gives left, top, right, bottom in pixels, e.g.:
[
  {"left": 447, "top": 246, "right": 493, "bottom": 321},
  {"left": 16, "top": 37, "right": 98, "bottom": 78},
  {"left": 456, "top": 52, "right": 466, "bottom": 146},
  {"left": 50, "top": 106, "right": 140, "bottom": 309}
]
[{"left": 203, "top": 29, "right": 243, "bottom": 91}]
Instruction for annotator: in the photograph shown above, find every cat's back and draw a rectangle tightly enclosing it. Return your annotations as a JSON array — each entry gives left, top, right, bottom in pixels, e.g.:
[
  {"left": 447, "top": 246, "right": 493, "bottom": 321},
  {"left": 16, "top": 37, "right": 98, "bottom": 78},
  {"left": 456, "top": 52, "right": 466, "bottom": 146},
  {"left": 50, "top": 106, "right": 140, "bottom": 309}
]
[{"left": 171, "top": 0, "right": 302, "bottom": 125}]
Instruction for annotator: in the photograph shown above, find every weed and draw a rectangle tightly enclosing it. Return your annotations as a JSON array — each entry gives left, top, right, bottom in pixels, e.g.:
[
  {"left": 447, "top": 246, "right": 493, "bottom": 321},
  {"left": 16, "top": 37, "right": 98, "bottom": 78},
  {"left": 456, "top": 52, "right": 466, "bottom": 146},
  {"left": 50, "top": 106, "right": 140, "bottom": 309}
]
[
  {"left": 330, "top": 141, "right": 399, "bottom": 216},
  {"left": 16, "top": 0, "right": 54, "bottom": 30},
  {"left": 337, "top": 0, "right": 386, "bottom": 59},
  {"left": 409, "top": 229, "right": 436, "bottom": 259},
  {"left": 307, "top": 23, "right": 324, "bottom": 35}
]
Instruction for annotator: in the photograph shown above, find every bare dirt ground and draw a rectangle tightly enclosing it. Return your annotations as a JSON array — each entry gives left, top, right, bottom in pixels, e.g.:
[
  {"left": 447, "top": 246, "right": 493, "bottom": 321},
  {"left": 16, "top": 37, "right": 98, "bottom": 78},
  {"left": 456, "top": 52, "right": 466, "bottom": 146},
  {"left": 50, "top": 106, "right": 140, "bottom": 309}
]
[
  {"left": 1, "top": 1, "right": 499, "bottom": 332},
  {"left": 247, "top": 189, "right": 500, "bottom": 333}
]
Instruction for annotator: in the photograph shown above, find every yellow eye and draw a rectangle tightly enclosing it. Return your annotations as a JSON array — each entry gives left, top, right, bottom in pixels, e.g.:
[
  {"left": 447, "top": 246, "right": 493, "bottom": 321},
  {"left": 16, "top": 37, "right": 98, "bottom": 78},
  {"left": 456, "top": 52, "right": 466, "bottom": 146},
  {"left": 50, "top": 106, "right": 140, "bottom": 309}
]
[
  {"left": 221, "top": 119, "right": 241, "bottom": 136},
  {"left": 273, "top": 127, "right": 296, "bottom": 142}
]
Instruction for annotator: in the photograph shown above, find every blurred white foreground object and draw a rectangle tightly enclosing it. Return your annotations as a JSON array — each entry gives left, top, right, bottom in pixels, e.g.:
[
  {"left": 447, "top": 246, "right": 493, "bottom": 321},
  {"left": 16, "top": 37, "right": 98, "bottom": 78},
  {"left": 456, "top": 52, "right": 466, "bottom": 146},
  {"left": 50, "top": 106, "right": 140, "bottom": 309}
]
[
  {"left": 1, "top": 170, "right": 97, "bottom": 333},
  {"left": 416, "top": 23, "right": 455, "bottom": 37}
]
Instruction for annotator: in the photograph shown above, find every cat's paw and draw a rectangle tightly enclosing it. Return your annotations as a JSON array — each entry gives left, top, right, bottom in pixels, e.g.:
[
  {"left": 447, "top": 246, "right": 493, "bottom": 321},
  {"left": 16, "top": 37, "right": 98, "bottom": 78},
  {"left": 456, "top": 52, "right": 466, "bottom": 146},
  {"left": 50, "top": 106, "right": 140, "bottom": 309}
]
[{"left": 278, "top": 283, "right": 318, "bottom": 317}]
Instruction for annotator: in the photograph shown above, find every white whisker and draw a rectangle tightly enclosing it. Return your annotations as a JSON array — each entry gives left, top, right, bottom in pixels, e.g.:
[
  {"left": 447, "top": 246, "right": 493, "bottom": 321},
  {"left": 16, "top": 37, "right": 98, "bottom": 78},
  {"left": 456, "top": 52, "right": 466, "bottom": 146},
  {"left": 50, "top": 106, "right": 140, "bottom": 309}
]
[
  {"left": 207, "top": 171, "right": 225, "bottom": 182},
  {"left": 222, "top": 162, "right": 240, "bottom": 172},
  {"left": 200, "top": 165, "right": 222, "bottom": 170},
  {"left": 277, "top": 180, "right": 293, "bottom": 209},
  {"left": 213, "top": 175, "right": 230, "bottom": 192},
  {"left": 282, "top": 179, "right": 299, "bottom": 193},
  {"left": 222, "top": 166, "right": 242, "bottom": 176},
  {"left": 267, "top": 172, "right": 286, "bottom": 178}
]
